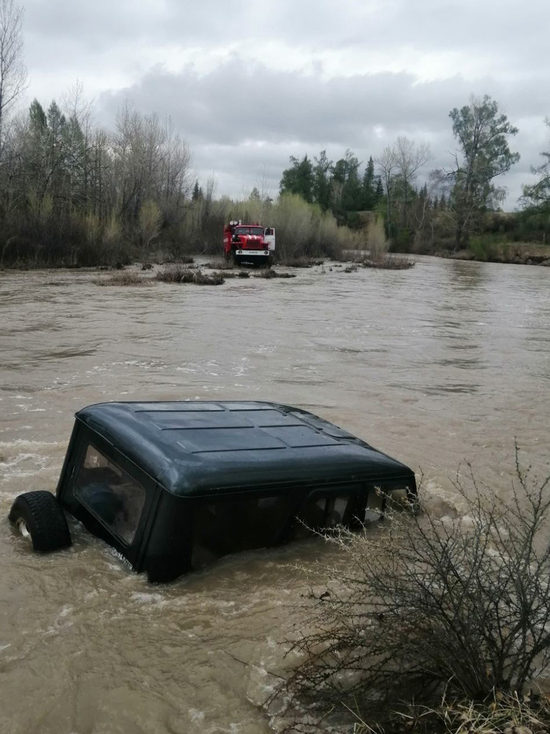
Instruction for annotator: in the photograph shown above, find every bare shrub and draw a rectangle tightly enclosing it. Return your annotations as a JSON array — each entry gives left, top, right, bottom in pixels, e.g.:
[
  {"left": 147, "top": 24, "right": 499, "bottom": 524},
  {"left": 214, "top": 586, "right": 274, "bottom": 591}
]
[
  {"left": 102, "top": 213, "right": 122, "bottom": 247},
  {"left": 367, "top": 215, "right": 389, "bottom": 261},
  {"left": 269, "top": 194, "right": 362, "bottom": 261},
  {"left": 281, "top": 453, "right": 550, "bottom": 726},
  {"left": 138, "top": 200, "right": 162, "bottom": 250}
]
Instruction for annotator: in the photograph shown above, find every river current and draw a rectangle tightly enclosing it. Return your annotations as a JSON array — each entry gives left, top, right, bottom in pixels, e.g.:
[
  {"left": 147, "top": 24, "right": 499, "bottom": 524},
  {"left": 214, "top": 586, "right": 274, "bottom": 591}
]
[{"left": 0, "top": 257, "right": 548, "bottom": 733}]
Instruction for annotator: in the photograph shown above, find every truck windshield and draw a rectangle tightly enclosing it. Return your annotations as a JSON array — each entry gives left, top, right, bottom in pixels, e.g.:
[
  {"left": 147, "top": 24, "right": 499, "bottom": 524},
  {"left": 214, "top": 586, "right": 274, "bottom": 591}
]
[{"left": 235, "top": 227, "right": 263, "bottom": 236}]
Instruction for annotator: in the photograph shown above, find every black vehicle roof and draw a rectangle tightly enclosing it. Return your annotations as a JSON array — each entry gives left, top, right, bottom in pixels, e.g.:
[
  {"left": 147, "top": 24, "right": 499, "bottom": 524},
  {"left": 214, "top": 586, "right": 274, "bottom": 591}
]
[{"left": 75, "top": 401, "right": 414, "bottom": 497}]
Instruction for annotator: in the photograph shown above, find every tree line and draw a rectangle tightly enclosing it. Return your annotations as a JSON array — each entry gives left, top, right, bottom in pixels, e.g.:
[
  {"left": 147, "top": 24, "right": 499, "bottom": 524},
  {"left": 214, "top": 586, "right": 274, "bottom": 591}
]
[
  {"left": 0, "top": 0, "right": 550, "bottom": 266},
  {"left": 280, "top": 97, "right": 550, "bottom": 252},
  {"left": 0, "top": 90, "right": 193, "bottom": 265}
]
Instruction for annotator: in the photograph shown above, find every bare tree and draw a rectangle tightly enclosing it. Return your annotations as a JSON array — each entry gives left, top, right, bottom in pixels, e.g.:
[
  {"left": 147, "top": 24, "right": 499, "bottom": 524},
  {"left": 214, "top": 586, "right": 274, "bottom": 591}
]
[
  {"left": 411, "top": 168, "right": 451, "bottom": 249},
  {"left": 0, "top": 0, "right": 26, "bottom": 152},
  {"left": 255, "top": 163, "right": 271, "bottom": 201},
  {"left": 395, "top": 136, "right": 431, "bottom": 227}
]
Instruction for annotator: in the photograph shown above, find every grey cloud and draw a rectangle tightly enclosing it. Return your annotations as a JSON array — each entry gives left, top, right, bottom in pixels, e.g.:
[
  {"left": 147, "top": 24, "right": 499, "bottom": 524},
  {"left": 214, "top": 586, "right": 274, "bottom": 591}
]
[
  {"left": 98, "top": 61, "right": 473, "bottom": 146},
  {"left": 98, "top": 60, "right": 545, "bottom": 204},
  {"left": 24, "top": 0, "right": 550, "bottom": 78}
]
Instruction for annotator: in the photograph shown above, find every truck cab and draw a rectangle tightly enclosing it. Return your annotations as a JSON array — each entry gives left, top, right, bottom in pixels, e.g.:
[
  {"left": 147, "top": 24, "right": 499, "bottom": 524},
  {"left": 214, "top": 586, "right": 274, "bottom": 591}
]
[{"left": 223, "top": 221, "right": 275, "bottom": 266}]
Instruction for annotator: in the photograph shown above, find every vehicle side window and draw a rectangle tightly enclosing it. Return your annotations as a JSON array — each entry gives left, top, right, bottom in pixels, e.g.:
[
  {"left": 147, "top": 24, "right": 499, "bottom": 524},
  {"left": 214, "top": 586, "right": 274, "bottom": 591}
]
[
  {"left": 292, "top": 495, "right": 352, "bottom": 540},
  {"left": 74, "top": 445, "right": 146, "bottom": 545},
  {"left": 192, "top": 495, "right": 293, "bottom": 568}
]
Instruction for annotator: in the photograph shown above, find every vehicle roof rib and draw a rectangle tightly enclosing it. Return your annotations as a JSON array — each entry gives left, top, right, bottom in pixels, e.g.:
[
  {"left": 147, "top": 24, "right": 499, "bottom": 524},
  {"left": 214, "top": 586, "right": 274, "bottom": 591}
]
[{"left": 76, "top": 401, "right": 414, "bottom": 497}]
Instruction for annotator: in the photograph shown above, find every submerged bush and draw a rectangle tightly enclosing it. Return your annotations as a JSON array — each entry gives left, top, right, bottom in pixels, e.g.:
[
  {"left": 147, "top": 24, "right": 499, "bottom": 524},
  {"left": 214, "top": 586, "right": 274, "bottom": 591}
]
[
  {"left": 275, "top": 257, "right": 325, "bottom": 268},
  {"left": 253, "top": 269, "right": 297, "bottom": 279},
  {"left": 213, "top": 270, "right": 250, "bottom": 279},
  {"left": 204, "top": 259, "right": 235, "bottom": 270},
  {"left": 155, "top": 266, "right": 224, "bottom": 285},
  {"left": 96, "top": 272, "right": 147, "bottom": 286},
  {"left": 343, "top": 252, "right": 415, "bottom": 269},
  {"left": 279, "top": 451, "right": 550, "bottom": 729}
]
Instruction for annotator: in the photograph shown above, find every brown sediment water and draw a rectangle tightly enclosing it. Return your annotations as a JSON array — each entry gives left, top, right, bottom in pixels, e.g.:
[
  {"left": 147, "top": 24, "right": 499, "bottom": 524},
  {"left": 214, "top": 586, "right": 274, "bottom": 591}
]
[{"left": 0, "top": 257, "right": 548, "bottom": 733}]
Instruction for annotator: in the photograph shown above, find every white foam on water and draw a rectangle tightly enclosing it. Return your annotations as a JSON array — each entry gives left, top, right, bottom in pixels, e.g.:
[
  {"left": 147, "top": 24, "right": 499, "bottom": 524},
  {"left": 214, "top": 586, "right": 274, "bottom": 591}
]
[
  {"left": 189, "top": 709, "right": 205, "bottom": 723},
  {"left": 0, "top": 451, "right": 52, "bottom": 482},
  {"left": 130, "top": 592, "right": 167, "bottom": 607},
  {"left": 0, "top": 439, "right": 62, "bottom": 450},
  {"left": 421, "top": 479, "right": 465, "bottom": 519}
]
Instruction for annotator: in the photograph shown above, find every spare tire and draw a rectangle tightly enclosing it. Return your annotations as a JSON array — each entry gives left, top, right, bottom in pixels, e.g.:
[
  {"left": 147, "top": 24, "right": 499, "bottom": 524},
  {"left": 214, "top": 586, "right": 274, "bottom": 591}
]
[{"left": 8, "top": 491, "right": 72, "bottom": 552}]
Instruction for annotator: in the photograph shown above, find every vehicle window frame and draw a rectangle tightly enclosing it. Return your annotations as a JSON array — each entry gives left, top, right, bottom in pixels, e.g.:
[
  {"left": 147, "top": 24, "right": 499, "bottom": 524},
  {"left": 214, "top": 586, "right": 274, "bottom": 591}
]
[
  {"left": 73, "top": 441, "right": 148, "bottom": 548},
  {"left": 291, "top": 485, "right": 366, "bottom": 538},
  {"left": 191, "top": 490, "right": 297, "bottom": 568}
]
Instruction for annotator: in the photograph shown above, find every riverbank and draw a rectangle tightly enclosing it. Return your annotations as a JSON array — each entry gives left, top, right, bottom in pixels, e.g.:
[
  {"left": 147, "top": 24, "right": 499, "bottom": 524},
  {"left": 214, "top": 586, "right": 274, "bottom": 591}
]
[{"left": 432, "top": 242, "right": 550, "bottom": 266}]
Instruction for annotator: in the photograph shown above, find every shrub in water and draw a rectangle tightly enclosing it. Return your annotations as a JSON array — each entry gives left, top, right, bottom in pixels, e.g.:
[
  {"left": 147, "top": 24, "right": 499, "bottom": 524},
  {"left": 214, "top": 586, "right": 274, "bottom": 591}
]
[{"left": 279, "top": 450, "right": 550, "bottom": 729}]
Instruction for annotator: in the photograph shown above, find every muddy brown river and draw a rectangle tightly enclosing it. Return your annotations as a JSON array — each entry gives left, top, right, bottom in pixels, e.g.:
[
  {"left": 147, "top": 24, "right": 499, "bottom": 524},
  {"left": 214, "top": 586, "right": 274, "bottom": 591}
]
[{"left": 0, "top": 257, "right": 549, "bottom": 733}]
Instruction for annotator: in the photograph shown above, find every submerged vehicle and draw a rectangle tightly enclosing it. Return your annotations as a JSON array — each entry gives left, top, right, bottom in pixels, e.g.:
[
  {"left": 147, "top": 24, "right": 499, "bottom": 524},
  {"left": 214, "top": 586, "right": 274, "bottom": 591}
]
[
  {"left": 223, "top": 221, "right": 275, "bottom": 266},
  {"left": 8, "top": 401, "right": 416, "bottom": 582}
]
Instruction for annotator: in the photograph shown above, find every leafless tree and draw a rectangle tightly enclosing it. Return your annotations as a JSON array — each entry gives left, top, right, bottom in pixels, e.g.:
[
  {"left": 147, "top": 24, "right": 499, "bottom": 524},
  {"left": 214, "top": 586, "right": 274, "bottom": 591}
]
[
  {"left": 395, "top": 136, "right": 431, "bottom": 226},
  {"left": 0, "top": 0, "right": 26, "bottom": 152},
  {"left": 410, "top": 169, "right": 451, "bottom": 249}
]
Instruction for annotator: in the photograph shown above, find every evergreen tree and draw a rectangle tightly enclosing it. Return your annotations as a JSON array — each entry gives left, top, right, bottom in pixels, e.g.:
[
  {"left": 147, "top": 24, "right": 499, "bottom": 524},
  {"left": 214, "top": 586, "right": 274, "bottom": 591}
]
[
  {"left": 279, "top": 155, "right": 314, "bottom": 202},
  {"left": 192, "top": 181, "right": 203, "bottom": 201},
  {"left": 375, "top": 177, "right": 384, "bottom": 202},
  {"left": 341, "top": 150, "right": 363, "bottom": 213},
  {"left": 362, "top": 156, "right": 376, "bottom": 209},
  {"left": 313, "top": 150, "right": 332, "bottom": 211}
]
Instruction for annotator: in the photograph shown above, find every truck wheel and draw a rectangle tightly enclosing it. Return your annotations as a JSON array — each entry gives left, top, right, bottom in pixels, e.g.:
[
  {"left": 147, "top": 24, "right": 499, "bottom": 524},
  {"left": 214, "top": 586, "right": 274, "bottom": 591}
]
[{"left": 8, "top": 491, "right": 72, "bottom": 552}]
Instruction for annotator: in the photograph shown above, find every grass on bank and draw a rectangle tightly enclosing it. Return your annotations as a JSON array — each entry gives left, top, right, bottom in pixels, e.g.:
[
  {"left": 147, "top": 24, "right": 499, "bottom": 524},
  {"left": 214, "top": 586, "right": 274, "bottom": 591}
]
[{"left": 351, "top": 693, "right": 550, "bottom": 734}]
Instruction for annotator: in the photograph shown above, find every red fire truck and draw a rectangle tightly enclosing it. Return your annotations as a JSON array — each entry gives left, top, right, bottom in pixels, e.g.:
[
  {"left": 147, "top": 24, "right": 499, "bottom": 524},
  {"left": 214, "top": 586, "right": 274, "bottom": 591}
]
[{"left": 223, "top": 221, "right": 276, "bottom": 266}]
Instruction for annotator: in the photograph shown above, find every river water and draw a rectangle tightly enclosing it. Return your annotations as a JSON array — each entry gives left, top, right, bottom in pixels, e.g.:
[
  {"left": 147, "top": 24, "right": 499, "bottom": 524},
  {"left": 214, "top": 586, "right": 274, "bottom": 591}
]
[{"left": 0, "top": 257, "right": 549, "bottom": 733}]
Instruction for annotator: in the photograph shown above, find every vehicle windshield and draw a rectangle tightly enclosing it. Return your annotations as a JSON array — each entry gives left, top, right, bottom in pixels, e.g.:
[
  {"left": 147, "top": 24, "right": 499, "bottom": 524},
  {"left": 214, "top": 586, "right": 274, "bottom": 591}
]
[{"left": 235, "top": 227, "right": 264, "bottom": 236}]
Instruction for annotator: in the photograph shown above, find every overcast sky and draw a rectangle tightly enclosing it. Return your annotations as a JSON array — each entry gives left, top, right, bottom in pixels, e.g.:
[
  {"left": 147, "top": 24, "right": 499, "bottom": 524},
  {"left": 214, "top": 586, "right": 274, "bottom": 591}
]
[{"left": 22, "top": 0, "right": 550, "bottom": 207}]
